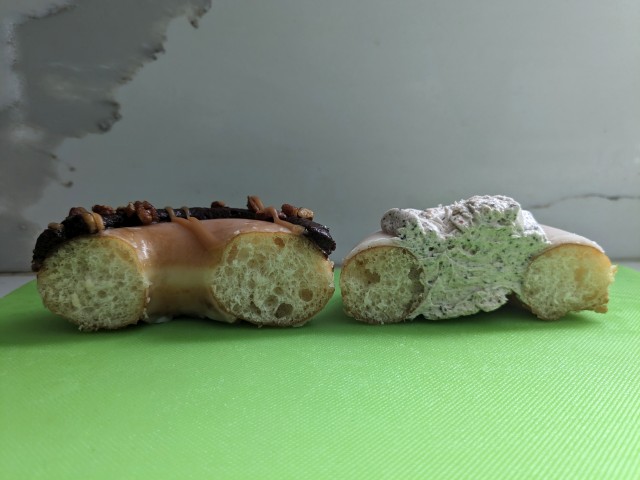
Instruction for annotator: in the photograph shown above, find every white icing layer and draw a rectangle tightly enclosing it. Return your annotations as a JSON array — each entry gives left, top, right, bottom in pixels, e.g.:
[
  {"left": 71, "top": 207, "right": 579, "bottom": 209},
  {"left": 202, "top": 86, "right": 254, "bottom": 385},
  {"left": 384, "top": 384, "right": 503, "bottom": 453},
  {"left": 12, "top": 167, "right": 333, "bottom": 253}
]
[
  {"left": 380, "top": 195, "right": 550, "bottom": 319},
  {"left": 539, "top": 225, "right": 604, "bottom": 252},
  {"left": 343, "top": 231, "right": 401, "bottom": 261}
]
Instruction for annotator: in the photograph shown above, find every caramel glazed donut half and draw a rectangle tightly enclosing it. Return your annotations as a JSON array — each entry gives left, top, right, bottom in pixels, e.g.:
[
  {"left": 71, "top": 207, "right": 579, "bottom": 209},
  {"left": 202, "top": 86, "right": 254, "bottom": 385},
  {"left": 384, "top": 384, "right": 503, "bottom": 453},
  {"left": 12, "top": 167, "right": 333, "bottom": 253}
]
[
  {"left": 340, "top": 195, "right": 617, "bottom": 324},
  {"left": 32, "top": 196, "right": 336, "bottom": 331}
]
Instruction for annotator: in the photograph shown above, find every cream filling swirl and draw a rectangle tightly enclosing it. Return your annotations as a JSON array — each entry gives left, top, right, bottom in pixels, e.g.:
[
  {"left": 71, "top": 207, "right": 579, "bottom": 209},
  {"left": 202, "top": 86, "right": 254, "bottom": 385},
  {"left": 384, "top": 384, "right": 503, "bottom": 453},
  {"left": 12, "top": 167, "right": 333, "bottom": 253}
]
[{"left": 379, "top": 195, "right": 550, "bottom": 319}]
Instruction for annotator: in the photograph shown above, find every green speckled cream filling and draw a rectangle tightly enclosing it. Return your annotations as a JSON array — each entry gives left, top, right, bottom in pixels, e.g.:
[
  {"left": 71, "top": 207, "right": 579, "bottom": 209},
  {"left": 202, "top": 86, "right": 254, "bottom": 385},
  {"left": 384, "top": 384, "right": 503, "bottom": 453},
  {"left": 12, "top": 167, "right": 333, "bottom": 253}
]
[{"left": 381, "top": 195, "right": 550, "bottom": 319}]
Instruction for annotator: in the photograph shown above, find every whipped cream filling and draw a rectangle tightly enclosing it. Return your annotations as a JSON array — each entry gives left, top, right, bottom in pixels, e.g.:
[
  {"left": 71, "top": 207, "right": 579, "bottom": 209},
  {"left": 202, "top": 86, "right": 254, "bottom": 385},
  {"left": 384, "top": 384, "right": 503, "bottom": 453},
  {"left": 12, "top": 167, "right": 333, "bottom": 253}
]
[{"left": 380, "top": 195, "right": 550, "bottom": 319}]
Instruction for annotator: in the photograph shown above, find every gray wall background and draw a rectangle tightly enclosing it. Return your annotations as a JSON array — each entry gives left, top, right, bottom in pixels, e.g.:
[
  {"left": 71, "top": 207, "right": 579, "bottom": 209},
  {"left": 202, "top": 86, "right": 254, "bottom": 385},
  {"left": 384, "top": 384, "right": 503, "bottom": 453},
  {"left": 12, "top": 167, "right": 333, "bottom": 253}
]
[{"left": 1, "top": 0, "right": 639, "bottom": 271}]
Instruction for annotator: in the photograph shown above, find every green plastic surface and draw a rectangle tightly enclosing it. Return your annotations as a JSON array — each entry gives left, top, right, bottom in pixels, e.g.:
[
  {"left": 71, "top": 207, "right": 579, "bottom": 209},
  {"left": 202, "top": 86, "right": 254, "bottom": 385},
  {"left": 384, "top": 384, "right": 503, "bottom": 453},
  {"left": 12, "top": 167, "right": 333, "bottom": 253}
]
[{"left": 1, "top": 268, "right": 639, "bottom": 479}]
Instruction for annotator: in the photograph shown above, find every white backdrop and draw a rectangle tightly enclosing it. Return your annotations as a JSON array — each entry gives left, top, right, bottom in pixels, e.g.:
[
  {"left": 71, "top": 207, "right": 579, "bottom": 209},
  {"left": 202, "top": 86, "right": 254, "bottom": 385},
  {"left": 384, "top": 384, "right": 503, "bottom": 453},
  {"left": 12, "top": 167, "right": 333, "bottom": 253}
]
[{"left": 2, "top": 0, "right": 639, "bottom": 271}]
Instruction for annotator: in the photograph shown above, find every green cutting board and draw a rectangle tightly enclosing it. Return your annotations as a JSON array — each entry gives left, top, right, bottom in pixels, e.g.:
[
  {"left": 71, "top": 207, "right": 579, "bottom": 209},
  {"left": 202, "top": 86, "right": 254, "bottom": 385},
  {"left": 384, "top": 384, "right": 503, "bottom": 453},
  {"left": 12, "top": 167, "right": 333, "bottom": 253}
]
[{"left": 1, "top": 268, "right": 639, "bottom": 479}]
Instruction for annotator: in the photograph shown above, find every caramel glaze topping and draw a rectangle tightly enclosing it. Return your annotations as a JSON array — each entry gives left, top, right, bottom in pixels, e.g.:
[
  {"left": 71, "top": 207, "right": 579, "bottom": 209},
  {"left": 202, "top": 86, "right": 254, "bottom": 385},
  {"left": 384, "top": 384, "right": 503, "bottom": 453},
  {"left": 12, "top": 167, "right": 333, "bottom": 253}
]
[
  {"left": 165, "top": 206, "right": 225, "bottom": 252},
  {"left": 31, "top": 196, "right": 336, "bottom": 271}
]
